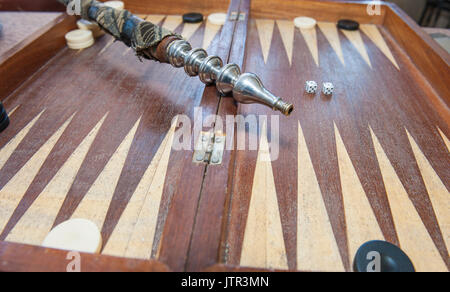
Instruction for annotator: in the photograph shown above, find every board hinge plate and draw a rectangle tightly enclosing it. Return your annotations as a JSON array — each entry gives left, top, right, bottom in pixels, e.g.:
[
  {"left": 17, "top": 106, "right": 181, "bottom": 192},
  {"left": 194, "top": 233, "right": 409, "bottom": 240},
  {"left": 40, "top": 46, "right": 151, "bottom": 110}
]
[
  {"left": 193, "top": 131, "right": 226, "bottom": 165},
  {"left": 229, "top": 12, "right": 246, "bottom": 21}
]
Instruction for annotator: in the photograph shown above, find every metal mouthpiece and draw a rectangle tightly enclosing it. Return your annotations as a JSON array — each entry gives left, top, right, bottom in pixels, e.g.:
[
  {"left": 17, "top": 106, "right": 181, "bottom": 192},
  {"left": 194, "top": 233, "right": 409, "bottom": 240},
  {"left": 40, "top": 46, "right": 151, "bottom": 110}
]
[{"left": 166, "top": 40, "right": 293, "bottom": 116}]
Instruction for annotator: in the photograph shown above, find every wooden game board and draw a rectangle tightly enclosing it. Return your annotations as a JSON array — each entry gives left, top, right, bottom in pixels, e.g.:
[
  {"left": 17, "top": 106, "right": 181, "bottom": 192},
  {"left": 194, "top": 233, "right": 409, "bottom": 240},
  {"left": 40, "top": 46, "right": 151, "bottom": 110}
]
[{"left": 0, "top": 0, "right": 448, "bottom": 272}]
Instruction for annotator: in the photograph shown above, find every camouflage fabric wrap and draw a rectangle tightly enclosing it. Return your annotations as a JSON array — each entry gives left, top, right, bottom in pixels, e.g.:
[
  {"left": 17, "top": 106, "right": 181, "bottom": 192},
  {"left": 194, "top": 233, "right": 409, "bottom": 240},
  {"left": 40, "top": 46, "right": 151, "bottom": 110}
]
[{"left": 58, "top": 0, "right": 177, "bottom": 60}]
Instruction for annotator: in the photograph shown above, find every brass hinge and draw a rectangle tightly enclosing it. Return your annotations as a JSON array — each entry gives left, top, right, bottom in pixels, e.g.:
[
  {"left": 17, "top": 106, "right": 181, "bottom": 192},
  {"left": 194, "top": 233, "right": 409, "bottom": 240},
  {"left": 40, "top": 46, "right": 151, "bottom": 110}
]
[{"left": 193, "top": 131, "right": 226, "bottom": 165}]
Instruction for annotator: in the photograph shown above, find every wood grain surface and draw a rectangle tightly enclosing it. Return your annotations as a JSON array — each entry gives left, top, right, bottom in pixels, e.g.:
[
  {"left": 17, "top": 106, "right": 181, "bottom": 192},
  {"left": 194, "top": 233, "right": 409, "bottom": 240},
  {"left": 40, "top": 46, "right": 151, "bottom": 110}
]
[
  {"left": 0, "top": 241, "right": 170, "bottom": 272},
  {"left": 223, "top": 3, "right": 449, "bottom": 271},
  {"left": 0, "top": 0, "right": 228, "bottom": 15},
  {"left": 0, "top": 0, "right": 448, "bottom": 272},
  {"left": 0, "top": 11, "right": 223, "bottom": 271}
]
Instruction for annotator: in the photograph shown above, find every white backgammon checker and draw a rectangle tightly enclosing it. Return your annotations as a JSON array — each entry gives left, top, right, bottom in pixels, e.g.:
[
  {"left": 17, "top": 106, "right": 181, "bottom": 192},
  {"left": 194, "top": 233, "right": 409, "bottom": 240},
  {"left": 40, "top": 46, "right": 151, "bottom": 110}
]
[
  {"left": 65, "top": 29, "right": 95, "bottom": 50},
  {"left": 104, "top": 1, "right": 125, "bottom": 10},
  {"left": 208, "top": 13, "right": 227, "bottom": 25},
  {"left": 294, "top": 16, "right": 317, "bottom": 29},
  {"left": 42, "top": 218, "right": 103, "bottom": 254}
]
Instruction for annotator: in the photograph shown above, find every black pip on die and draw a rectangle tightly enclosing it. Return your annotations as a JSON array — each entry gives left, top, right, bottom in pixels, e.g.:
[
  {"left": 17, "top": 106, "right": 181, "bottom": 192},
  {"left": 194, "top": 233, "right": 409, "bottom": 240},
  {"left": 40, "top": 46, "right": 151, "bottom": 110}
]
[
  {"left": 305, "top": 81, "right": 318, "bottom": 94},
  {"left": 322, "top": 82, "right": 334, "bottom": 95}
]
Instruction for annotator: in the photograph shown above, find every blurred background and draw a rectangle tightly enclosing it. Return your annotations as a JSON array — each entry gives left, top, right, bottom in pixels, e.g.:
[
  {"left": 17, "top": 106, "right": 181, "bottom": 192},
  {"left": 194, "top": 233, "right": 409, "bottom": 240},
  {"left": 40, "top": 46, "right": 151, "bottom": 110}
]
[{"left": 389, "top": 0, "right": 449, "bottom": 27}]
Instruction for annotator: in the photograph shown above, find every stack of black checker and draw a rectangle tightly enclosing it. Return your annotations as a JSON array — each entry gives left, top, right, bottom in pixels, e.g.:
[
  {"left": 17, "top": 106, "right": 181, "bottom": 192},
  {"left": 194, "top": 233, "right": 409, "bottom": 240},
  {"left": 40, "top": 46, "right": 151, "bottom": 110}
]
[{"left": 0, "top": 102, "right": 9, "bottom": 133}]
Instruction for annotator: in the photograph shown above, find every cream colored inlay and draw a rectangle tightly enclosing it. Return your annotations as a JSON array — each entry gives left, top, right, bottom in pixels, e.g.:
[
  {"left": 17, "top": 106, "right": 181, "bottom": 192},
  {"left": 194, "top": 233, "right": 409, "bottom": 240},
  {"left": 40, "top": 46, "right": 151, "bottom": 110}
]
[
  {"left": 162, "top": 15, "right": 182, "bottom": 32},
  {"left": 276, "top": 20, "right": 294, "bottom": 66},
  {"left": 335, "top": 123, "right": 384, "bottom": 263},
  {"left": 300, "top": 27, "right": 319, "bottom": 66},
  {"left": 6, "top": 114, "right": 107, "bottom": 245},
  {"left": 0, "top": 114, "right": 74, "bottom": 234},
  {"left": 103, "top": 118, "right": 178, "bottom": 259},
  {"left": 406, "top": 129, "right": 449, "bottom": 256},
  {"left": 341, "top": 30, "right": 372, "bottom": 68},
  {"left": 255, "top": 19, "right": 275, "bottom": 64},
  {"left": 318, "top": 22, "right": 345, "bottom": 65},
  {"left": 240, "top": 122, "right": 288, "bottom": 270},
  {"left": 202, "top": 20, "right": 222, "bottom": 50},
  {"left": 360, "top": 24, "right": 399, "bottom": 70},
  {"left": 370, "top": 127, "right": 447, "bottom": 272},
  {"left": 70, "top": 118, "right": 141, "bottom": 230},
  {"left": 0, "top": 110, "right": 45, "bottom": 171},
  {"left": 297, "top": 122, "right": 344, "bottom": 271}
]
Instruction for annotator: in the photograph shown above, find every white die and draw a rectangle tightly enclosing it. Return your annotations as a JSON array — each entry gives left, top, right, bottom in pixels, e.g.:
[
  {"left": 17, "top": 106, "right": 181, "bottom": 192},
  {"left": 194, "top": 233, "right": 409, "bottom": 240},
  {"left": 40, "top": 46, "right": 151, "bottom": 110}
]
[
  {"left": 305, "top": 81, "right": 318, "bottom": 94},
  {"left": 322, "top": 82, "right": 334, "bottom": 95}
]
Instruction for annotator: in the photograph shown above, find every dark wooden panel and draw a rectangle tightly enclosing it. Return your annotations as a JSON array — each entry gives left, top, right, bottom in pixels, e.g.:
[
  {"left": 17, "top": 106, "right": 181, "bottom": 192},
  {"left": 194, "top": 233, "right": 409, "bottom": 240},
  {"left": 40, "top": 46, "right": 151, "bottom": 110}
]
[
  {"left": 0, "top": 241, "right": 169, "bottom": 272},
  {"left": 0, "top": 0, "right": 65, "bottom": 11}
]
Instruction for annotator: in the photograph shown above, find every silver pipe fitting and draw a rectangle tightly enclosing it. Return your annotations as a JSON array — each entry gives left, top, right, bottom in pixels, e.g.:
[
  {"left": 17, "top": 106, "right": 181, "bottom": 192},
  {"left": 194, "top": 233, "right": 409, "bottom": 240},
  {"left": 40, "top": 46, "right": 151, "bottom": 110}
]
[{"left": 166, "top": 39, "right": 293, "bottom": 116}]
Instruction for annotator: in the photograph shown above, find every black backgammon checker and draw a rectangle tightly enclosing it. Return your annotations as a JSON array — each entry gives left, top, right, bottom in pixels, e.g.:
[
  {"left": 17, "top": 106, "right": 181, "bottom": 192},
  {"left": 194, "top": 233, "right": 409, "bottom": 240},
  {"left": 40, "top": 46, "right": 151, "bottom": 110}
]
[{"left": 353, "top": 240, "right": 415, "bottom": 272}]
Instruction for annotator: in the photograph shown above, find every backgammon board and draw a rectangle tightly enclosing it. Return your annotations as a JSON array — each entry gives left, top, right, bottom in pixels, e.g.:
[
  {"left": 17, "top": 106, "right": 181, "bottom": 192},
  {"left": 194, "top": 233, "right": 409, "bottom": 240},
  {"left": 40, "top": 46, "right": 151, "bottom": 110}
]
[{"left": 0, "top": 0, "right": 448, "bottom": 272}]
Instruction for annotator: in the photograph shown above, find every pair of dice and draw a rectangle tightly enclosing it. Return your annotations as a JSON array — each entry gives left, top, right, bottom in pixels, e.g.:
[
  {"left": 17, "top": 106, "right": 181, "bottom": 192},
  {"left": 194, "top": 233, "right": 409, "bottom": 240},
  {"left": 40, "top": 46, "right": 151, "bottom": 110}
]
[{"left": 305, "top": 81, "right": 334, "bottom": 95}]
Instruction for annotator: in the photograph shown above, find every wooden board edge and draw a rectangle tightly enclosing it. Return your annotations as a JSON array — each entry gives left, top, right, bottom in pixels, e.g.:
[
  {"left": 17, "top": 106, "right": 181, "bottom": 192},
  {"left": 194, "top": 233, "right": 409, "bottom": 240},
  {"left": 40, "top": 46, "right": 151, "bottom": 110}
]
[
  {"left": 0, "top": 0, "right": 65, "bottom": 11},
  {"left": 203, "top": 263, "right": 309, "bottom": 272},
  {"left": 0, "top": 13, "right": 66, "bottom": 62},
  {"left": 383, "top": 2, "right": 450, "bottom": 66},
  {"left": 0, "top": 13, "right": 77, "bottom": 100},
  {"left": 0, "top": 0, "right": 230, "bottom": 15},
  {"left": 383, "top": 3, "right": 450, "bottom": 109},
  {"left": 111, "top": 0, "right": 231, "bottom": 16},
  {"left": 249, "top": 0, "right": 386, "bottom": 24},
  {"left": 0, "top": 241, "right": 171, "bottom": 272}
]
